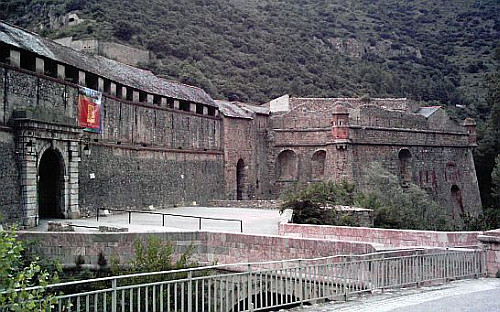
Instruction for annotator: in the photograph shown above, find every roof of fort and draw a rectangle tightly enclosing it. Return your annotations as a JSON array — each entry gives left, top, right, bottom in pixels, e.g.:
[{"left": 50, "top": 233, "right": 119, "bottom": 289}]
[
  {"left": 0, "top": 22, "right": 216, "bottom": 107},
  {"left": 215, "top": 100, "right": 269, "bottom": 119}
]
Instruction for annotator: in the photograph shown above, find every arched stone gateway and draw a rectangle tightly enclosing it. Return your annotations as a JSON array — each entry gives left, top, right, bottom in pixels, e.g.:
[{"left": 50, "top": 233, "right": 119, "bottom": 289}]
[
  {"left": 38, "top": 149, "right": 64, "bottom": 218},
  {"left": 14, "top": 118, "right": 82, "bottom": 226}
]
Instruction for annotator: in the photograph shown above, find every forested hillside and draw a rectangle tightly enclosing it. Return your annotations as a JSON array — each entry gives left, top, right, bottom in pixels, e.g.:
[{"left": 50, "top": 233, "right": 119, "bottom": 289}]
[
  {"left": 2, "top": 0, "right": 500, "bottom": 210},
  {"left": 1, "top": 0, "right": 498, "bottom": 104}
]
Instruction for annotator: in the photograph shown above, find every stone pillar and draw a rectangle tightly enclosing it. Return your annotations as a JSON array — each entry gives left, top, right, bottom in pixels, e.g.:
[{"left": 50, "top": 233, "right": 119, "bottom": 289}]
[
  {"left": 10, "top": 49, "right": 21, "bottom": 68},
  {"left": 190, "top": 103, "right": 196, "bottom": 113},
  {"left": 35, "top": 57, "right": 45, "bottom": 74},
  {"left": 463, "top": 118, "right": 477, "bottom": 146},
  {"left": 19, "top": 137, "right": 38, "bottom": 227},
  {"left": 57, "top": 64, "right": 66, "bottom": 80},
  {"left": 203, "top": 106, "right": 208, "bottom": 115},
  {"left": 147, "top": 94, "right": 154, "bottom": 104},
  {"left": 121, "top": 86, "right": 127, "bottom": 100},
  {"left": 174, "top": 100, "right": 180, "bottom": 110},
  {"left": 332, "top": 104, "right": 350, "bottom": 140},
  {"left": 110, "top": 82, "right": 117, "bottom": 96},
  {"left": 478, "top": 230, "right": 500, "bottom": 277},
  {"left": 132, "top": 90, "right": 139, "bottom": 102},
  {"left": 97, "top": 77, "right": 104, "bottom": 92},
  {"left": 161, "top": 97, "right": 167, "bottom": 107},
  {"left": 78, "top": 71, "right": 86, "bottom": 86},
  {"left": 67, "top": 141, "right": 80, "bottom": 219}
]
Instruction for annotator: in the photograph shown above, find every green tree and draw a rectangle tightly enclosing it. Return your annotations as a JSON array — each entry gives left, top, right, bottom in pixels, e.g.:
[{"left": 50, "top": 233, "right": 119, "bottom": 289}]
[
  {"left": 0, "top": 229, "right": 58, "bottom": 311},
  {"left": 492, "top": 155, "right": 500, "bottom": 208},
  {"left": 357, "top": 163, "right": 451, "bottom": 230}
]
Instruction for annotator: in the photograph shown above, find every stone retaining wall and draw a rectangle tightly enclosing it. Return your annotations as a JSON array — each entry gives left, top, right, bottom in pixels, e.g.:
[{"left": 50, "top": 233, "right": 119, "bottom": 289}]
[
  {"left": 18, "top": 230, "right": 376, "bottom": 269},
  {"left": 279, "top": 222, "right": 481, "bottom": 248}
]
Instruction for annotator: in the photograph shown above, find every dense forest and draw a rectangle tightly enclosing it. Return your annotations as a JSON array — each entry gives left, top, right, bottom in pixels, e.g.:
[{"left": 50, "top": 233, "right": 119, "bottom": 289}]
[{"left": 1, "top": 0, "right": 500, "bottom": 212}]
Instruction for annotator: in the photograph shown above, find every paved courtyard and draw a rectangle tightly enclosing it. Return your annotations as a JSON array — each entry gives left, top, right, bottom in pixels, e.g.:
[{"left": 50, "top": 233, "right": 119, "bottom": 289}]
[
  {"left": 288, "top": 278, "right": 500, "bottom": 312},
  {"left": 32, "top": 206, "right": 283, "bottom": 235}
]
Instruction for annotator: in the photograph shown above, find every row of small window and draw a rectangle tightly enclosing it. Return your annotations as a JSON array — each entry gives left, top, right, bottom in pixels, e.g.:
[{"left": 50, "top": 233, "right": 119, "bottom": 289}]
[{"left": 0, "top": 43, "right": 217, "bottom": 117}]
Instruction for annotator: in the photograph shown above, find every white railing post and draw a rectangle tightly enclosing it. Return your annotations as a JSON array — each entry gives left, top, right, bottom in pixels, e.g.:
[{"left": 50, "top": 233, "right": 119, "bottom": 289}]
[
  {"left": 248, "top": 264, "right": 253, "bottom": 311},
  {"left": 188, "top": 271, "right": 193, "bottom": 312},
  {"left": 298, "top": 259, "right": 303, "bottom": 307},
  {"left": 112, "top": 278, "right": 117, "bottom": 312}
]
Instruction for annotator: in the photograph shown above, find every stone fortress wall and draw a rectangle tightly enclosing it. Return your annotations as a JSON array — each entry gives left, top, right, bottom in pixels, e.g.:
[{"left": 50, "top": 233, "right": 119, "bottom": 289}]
[
  {"left": 0, "top": 21, "right": 483, "bottom": 226},
  {"left": 0, "top": 22, "right": 224, "bottom": 225},
  {"left": 264, "top": 96, "right": 481, "bottom": 220}
]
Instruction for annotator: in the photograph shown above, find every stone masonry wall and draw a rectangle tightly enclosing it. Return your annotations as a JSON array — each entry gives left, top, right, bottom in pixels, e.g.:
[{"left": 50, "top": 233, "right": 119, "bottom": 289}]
[
  {"left": 0, "top": 65, "right": 225, "bottom": 223},
  {"left": 0, "top": 131, "right": 22, "bottom": 223},
  {"left": 79, "top": 147, "right": 224, "bottom": 215},
  {"left": 18, "top": 231, "right": 377, "bottom": 269},
  {"left": 279, "top": 223, "right": 481, "bottom": 249},
  {"left": 223, "top": 117, "right": 256, "bottom": 200},
  {"left": 222, "top": 114, "right": 271, "bottom": 200},
  {"left": 351, "top": 144, "right": 481, "bottom": 219}
]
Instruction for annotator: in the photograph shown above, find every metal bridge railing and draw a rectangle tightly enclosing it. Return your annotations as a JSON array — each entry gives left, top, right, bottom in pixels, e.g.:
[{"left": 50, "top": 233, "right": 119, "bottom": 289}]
[
  {"left": 11, "top": 248, "right": 485, "bottom": 312},
  {"left": 96, "top": 207, "right": 244, "bottom": 233}
]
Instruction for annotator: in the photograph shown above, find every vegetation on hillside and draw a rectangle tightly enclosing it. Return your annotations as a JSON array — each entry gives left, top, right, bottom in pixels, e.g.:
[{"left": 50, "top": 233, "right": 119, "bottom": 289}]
[{"left": 2, "top": 0, "right": 498, "bottom": 105}]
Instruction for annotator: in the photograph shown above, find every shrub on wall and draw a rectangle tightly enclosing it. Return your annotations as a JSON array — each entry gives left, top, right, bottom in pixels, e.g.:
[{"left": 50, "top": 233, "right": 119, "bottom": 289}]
[
  {"left": 280, "top": 163, "right": 453, "bottom": 230},
  {"left": 279, "top": 180, "right": 359, "bottom": 226},
  {"left": 357, "top": 163, "right": 452, "bottom": 230}
]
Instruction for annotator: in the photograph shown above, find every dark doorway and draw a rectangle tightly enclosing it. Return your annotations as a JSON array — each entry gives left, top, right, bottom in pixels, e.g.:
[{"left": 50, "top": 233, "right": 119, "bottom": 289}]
[
  {"left": 236, "top": 159, "right": 245, "bottom": 200},
  {"left": 398, "top": 149, "right": 412, "bottom": 186},
  {"left": 38, "top": 149, "right": 63, "bottom": 218},
  {"left": 451, "top": 184, "right": 464, "bottom": 219}
]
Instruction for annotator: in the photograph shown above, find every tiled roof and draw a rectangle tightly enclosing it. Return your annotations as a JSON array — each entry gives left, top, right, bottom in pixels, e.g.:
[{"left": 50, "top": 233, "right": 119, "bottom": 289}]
[
  {"left": 416, "top": 106, "right": 442, "bottom": 118},
  {"left": 239, "top": 103, "right": 269, "bottom": 115},
  {"left": 0, "top": 22, "right": 216, "bottom": 107},
  {"left": 215, "top": 100, "right": 254, "bottom": 119}
]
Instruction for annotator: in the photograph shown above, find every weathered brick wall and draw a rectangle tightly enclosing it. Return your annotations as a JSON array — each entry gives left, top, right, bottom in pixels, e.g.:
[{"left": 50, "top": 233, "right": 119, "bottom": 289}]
[
  {"left": 98, "top": 42, "right": 150, "bottom": 66},
  {"left": 79, "top": 147, "right": 224, "bottom": 215},
  {"left": 350, "top": 127, "right": 469, "bottom": 146},
  {"left": 478, "top": 230, "right": 500, "bottom": 277},
  {"left": 222, "top": 115, "right": 271, "bottom": 200},
  {"left": 0, "top": 66, "right": 225, "bottom": 223},
  {"left": 279, "top": 223, "right": 481, "bottom": 248},
  {"left": 351, "top": 144, "right": 482, "bottom": 218},
  {"left": 1, "top": 68, "right": 77, "bottom": 126},
  {"left": 17, "top": 230, "right": 376, "bottom": 269},
  {"left": 0, "top": 131, "right": 22, "bottom": 223},
  {"left": 223, "top": 117, "right": 256, "bottom": 199},
  {"left": 267, "top": 98, "right": 481, "bottom": 216}
]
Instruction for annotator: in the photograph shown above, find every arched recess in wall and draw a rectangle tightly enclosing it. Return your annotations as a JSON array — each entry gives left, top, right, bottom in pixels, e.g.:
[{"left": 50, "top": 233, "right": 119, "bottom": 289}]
[
  {"left": 398, "top": 149, "right": 412, "bottom": 186},
  {"left": 451, "top": 185, "right": 465, "bottom": 219},
  {"left": 236, "top": 159, "right": 246, "bottom": 200},
  {"left": 276, "top": 150, "right": 298, "bottom": 181},
  {"left": 311, "top": 150, "right": 326, "bottom": 181},
  {"left": 38, "top": 148, "right": 65, "bottom": 218}
]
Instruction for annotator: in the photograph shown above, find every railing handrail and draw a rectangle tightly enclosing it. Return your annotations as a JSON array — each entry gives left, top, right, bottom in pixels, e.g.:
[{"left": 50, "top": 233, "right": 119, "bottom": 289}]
[
  {"left": 29, "top": 247, "right": 482, "bottom": 292},
  {"left": 96, "top": 207, "right": 244, "bottom": 232}
]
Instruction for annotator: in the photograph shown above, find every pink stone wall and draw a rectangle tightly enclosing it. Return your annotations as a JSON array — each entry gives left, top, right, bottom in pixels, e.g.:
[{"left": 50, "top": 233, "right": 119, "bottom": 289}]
[
  {"left": 18, "top": 231, "right": 376, "bottom": 268},
  {"left": 478, "top": 229, "right": 500, "bottom": 277},
  {"left": 279, "top": 223, "right": 481, "bottom": 248}
]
